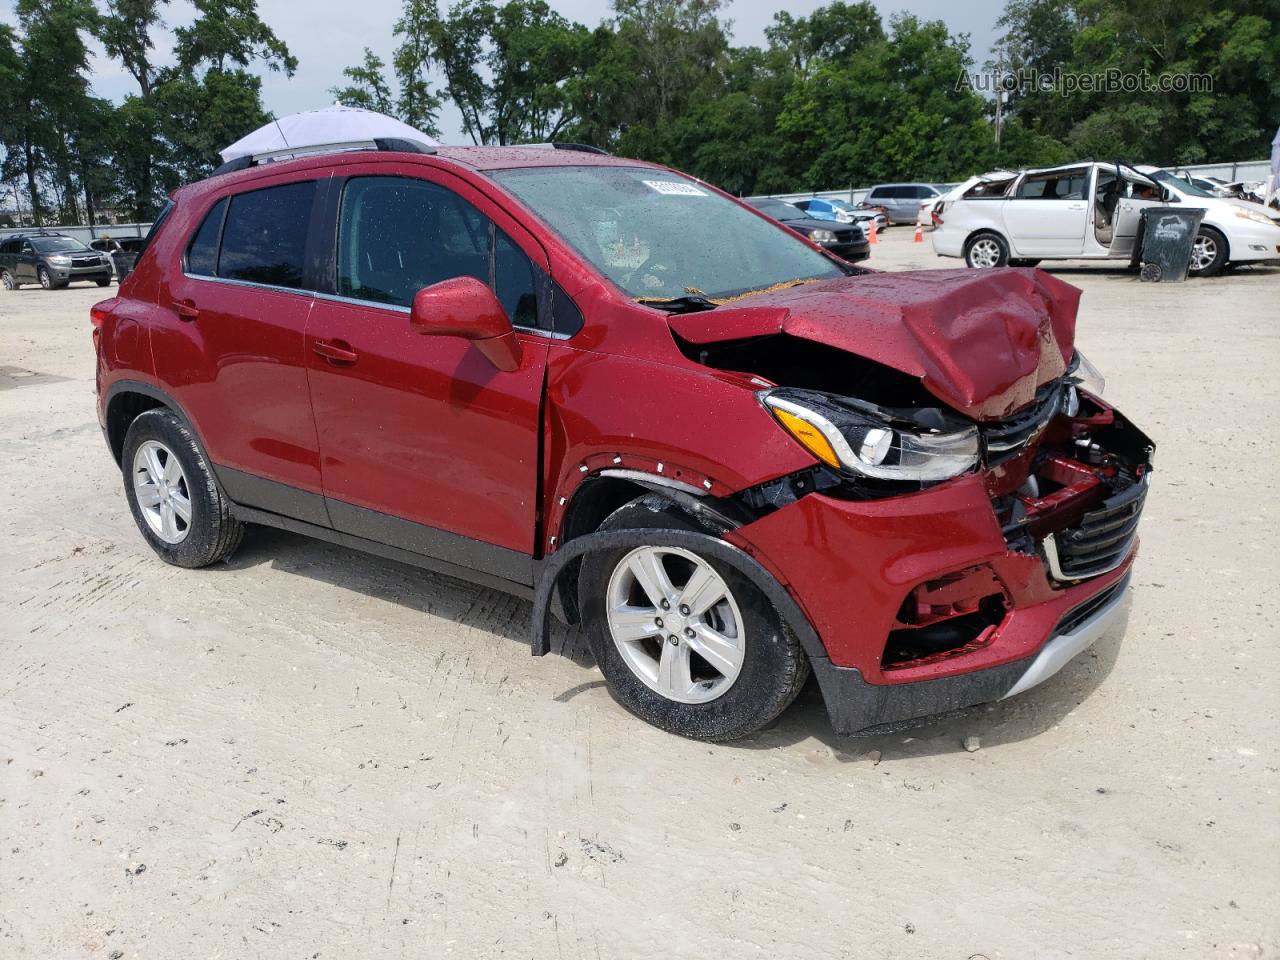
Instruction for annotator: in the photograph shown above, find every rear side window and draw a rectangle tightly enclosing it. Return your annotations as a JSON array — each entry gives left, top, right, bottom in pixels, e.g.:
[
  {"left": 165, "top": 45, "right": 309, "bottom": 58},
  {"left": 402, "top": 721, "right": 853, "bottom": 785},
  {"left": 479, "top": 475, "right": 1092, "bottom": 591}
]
[
  {"left": 218, "top": 181, "right": 316, "bottom": 288},
  {"left": 186, "top": 198, "right": 227, "bottom": 276},
  {"left": 1015, "top": 170, "right": 1088, "bottom": 200}
]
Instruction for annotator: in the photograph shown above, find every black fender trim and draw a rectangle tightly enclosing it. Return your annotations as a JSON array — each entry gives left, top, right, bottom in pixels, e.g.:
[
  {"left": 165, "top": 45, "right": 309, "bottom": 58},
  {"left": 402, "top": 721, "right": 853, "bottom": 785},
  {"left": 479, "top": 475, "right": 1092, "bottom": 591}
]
[
  {"left": 530, "top": 527, "right": 1037, "bottom": 735},
  {"left": 103, "top": 380, "right": 212, "bottom": 467}
]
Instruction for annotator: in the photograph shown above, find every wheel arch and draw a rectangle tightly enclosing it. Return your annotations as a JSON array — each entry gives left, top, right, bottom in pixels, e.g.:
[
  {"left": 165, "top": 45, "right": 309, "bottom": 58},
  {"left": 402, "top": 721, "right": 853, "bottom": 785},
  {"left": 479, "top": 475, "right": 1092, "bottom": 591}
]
[{"left": 104, "top": 380, "right": 208, "bottom": 468}]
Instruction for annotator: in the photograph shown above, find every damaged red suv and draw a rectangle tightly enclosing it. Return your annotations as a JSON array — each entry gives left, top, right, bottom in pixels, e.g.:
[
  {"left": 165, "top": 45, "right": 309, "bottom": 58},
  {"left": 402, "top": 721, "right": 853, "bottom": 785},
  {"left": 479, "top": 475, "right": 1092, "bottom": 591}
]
[{"left": 93, "top": 142, "right": 1154, "bottom": 740}]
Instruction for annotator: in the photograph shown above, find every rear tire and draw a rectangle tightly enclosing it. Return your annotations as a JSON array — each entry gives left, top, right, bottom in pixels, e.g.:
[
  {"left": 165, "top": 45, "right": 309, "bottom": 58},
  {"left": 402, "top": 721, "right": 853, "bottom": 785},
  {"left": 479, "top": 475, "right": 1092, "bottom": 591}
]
[
  {"left": 964, "top": 232, "right": 1009, "bottom": 268},
  {"left": 579, "top": 495, "right": 809, "bottom": 741},
  {"left": 0, "top": 270, "right": 14, "bottom": 290},
  {"left": 121, "top": 408, "right": 243, "bottom": 568},
  {"left": 1188, "top": 226, "right": 1227, "bottom": 277}
]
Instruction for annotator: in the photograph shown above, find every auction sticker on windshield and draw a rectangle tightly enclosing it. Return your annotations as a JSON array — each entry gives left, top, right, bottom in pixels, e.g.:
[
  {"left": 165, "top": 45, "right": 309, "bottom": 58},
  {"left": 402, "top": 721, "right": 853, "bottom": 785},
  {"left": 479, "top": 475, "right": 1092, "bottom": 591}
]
[{"left": 643, "top": 180, "right": 707, "bottom": 197}]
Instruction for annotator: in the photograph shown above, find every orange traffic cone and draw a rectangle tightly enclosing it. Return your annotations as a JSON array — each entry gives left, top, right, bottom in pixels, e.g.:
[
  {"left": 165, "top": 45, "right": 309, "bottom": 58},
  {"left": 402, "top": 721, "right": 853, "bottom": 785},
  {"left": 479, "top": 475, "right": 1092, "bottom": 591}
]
[
  {"left": 867, "top": 219, "right": 878, "bottom": 244},
  {"left": 913, "top": 223, "right": 924, "bottom": 243}
]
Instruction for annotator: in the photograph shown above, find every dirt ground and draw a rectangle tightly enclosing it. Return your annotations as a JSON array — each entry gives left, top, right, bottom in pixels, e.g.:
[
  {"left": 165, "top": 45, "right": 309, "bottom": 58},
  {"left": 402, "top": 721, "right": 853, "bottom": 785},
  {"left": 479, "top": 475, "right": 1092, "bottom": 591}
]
[{"left": 2, "top": 229, "right": 1277, "bottom": 959}]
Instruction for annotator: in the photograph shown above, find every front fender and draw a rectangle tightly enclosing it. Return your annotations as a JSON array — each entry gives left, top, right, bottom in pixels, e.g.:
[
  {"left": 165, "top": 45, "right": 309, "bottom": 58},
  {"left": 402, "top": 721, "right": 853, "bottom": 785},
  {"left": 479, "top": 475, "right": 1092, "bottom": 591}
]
[{"left": 541, "top": 345, "right": 814, "bottom": 545}]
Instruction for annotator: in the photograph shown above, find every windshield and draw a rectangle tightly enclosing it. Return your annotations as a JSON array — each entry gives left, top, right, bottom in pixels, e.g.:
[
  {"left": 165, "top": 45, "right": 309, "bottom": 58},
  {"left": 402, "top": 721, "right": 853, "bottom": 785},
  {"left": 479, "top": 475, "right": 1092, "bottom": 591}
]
[
  {"left": 1149, "top": 169, "right": 1216, "bottom": 199},
  {"left": 492, "top": 166, "right": 843, "bottom": 301},
  {"left": 32, "top": 236, "right": 90, "bottom": 253}
]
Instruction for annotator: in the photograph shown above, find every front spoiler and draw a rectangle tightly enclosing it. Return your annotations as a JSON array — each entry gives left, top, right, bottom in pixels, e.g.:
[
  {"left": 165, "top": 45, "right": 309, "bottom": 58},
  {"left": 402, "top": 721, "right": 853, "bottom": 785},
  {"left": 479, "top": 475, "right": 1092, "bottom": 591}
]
[{"left": 531, "top": 529, "right": 1134, "bottom": 736}]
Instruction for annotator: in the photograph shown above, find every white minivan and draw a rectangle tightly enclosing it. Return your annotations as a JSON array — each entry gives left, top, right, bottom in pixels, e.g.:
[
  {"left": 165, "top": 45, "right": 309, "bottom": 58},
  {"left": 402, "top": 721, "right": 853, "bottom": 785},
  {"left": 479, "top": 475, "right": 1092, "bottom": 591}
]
[{"left": 932, "top": 161, "right": 1280, "bottom": 277}]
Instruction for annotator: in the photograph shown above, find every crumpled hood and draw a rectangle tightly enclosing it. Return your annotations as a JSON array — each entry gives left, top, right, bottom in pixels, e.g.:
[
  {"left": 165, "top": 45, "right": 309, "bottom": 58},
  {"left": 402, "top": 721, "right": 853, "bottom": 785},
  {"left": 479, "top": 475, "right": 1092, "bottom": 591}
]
[{"left": 668, "top": 269, "right": 1081, "bottom": 420}]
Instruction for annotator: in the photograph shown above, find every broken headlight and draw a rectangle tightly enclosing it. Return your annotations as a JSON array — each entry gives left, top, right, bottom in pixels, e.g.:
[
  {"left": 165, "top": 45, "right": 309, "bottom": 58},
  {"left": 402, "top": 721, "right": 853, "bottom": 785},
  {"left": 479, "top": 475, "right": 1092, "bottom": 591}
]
[
  {"left": 762, "top": 389, "right": 978, "bottom": 483},
  {"left": 1067, "top": 351, "right": 1104, "bottom": 398}
]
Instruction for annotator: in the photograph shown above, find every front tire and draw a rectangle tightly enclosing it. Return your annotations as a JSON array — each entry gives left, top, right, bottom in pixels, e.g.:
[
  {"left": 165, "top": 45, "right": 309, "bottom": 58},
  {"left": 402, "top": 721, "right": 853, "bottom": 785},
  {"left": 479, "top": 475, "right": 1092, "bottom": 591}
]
[
  {"left": 121, "top": 408, "right": 243, "bottom": 568},
  {"left": 96, "top": 278, "right": 111, "bottom": 287},
  {"left": 964, "top": 232, "right": 1010, "bottom": 268},
  {"left": 0, "top": 269, "right": 14, "bottom": 290},
  {"left": 38, "top": 267, "right": 53, "bottom": 289},
  {"left": 1188, "top": 226, "right": 1228, "bottom": 277},
  {"left": 1008, "top": 258, "right": 1041, "bottom": 267},
  {"left": 579, "top": 495, "right": 809, "bottom": 741}
]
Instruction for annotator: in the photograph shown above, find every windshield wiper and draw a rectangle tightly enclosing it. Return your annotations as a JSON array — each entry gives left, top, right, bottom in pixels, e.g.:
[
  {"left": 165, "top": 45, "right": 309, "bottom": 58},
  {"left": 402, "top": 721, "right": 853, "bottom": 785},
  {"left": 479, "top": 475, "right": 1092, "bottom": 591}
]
[{"left": 636, "top": 294, "right": 718, "bottom": 314}]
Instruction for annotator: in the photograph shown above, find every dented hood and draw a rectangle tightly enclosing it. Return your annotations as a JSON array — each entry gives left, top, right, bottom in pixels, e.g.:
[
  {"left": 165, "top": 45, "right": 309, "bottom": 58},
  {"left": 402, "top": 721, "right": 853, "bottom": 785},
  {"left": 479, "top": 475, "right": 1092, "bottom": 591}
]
[{"left": 669, "top": 269, "right": 1080, "bottom": 420}]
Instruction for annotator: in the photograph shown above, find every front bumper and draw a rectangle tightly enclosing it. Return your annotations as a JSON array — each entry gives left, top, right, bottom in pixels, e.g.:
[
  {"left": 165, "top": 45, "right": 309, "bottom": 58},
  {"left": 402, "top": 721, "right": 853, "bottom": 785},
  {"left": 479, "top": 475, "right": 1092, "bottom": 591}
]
[{"left": 726, "top": 396, "right": 1152, "bottom": 733}]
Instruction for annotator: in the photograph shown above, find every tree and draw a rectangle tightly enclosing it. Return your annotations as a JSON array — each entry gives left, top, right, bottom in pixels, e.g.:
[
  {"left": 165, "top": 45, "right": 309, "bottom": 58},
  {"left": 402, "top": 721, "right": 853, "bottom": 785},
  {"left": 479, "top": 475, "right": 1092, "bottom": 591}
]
[
  {"left": 174, "top": 0, "right": 297, "bottom": 76},
  {"left": 394, "top": 0, "right": 443, "bottom": 136},
  {"left": 332, "top": 48, "right": 395, "bottom": 114},
  {"left": 425, "top": 0, "right": 592, "bottom": 144}
]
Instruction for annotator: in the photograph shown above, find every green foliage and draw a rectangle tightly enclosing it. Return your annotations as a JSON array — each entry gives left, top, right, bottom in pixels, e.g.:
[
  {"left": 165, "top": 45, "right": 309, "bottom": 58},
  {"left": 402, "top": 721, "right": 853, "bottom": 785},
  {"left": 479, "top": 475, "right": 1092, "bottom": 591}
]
[{"left": 332, "top": 48, "right": 396, "bottom": 115}]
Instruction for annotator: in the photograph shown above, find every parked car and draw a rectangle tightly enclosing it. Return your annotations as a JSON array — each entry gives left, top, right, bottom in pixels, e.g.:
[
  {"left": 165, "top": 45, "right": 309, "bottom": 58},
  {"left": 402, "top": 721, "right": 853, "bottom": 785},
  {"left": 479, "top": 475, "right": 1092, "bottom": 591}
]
[
  {"left": 932, "top": 161, "right": 1280, "bottom": 277},
  {"left": 0, "top": 232, "right": 113, "bottom": 289},
  {"left": 859, "top": 183, "right": 944, "bottom": 225},
  {"left": 90, "top": 236, "right": 147, "bottom": 281},
  {"left": 745, "top": 198, "right": 869, "bottom": 261},
  {"left": 792, "top": 197, "right": 887, "bottom": 232},
  {"left": 95, "top": 140, "right": 1153, "bottom": 741}
]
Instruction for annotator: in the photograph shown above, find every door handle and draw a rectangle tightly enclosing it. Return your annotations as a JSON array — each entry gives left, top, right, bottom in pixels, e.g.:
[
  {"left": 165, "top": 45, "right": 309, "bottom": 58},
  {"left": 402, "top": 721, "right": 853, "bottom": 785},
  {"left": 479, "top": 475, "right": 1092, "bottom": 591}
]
[
  {"left": 313, "top": 339, "right": 358, "bottom": 365},
  {"left": 173, "top": 300, "right": 199, "bottom": 322}
]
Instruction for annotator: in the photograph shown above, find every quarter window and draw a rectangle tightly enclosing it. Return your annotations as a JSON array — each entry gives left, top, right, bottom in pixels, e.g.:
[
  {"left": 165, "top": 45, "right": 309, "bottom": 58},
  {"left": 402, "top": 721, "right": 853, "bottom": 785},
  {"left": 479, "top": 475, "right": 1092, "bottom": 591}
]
[
  {"left": 186, "top": 198, "right": 227, "bottom": 277},
  {"left": 218, "top": 181, "right": 316, "bottom": 288}
]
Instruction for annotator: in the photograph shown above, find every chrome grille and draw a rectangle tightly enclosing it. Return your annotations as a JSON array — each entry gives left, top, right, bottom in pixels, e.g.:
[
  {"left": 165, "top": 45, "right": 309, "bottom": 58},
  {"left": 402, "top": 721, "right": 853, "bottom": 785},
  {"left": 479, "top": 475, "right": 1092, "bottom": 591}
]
[{"left": 1043, "top": 474, "right": 1149, "bottom": 581}]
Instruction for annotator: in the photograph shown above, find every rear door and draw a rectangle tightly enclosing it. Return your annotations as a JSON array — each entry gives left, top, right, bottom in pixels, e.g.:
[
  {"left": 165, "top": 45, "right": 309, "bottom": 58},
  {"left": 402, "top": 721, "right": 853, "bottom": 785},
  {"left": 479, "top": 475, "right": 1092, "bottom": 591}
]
[
  {"left": 1001, "top": 167, "right": 1090, "bottom": 255},
  {"left": 157, "top": 177, "right": 329, "bottom": 524},
  {"left": 18, "top": 241, "right": 37, "bottom": 283},
  {"left": 303, "top": 165, "right": 552, "bottom": 583}
]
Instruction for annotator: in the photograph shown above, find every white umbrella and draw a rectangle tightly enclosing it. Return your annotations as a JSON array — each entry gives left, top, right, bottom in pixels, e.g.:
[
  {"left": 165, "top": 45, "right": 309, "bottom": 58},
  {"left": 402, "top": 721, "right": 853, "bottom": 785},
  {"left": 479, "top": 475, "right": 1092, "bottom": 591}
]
[{"left": 219, "top": 105, "right": 439, "bottom": 163}]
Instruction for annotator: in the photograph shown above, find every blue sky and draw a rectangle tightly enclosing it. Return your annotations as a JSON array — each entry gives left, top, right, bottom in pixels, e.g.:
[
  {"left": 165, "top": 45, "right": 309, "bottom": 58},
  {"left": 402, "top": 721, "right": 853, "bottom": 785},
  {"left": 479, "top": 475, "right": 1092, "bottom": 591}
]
[{"left": 2, "top": 0, "right": 1003, "bottom": 145}]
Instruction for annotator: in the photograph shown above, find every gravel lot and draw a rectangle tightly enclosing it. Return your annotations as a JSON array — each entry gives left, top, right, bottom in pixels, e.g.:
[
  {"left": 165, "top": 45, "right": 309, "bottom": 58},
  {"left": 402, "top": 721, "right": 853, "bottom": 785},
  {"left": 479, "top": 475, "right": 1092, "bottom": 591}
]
[{"left": 2, "top": 229, "right": 1277, "bottom": 959}]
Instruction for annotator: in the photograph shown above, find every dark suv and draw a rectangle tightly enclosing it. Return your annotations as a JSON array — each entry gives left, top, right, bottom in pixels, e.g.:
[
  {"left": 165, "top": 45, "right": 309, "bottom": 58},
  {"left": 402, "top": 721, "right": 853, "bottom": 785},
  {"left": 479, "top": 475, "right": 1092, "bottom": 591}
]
[
  {"left": 93, "top": 142, "right": 1153, "bottom": 741},
  {"left": 0, "top": 232, "right": 113, "bottom": 289}
]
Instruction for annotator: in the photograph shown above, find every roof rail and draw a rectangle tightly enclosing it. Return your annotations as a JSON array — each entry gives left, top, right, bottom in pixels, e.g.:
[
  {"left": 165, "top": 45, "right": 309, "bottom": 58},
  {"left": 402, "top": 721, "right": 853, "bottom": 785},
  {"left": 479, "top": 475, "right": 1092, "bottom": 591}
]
[
  {"left": 523, "top": 142, "right": 611, "bottom": 155},
  {"left": 209, "top": 136, "right": 436, "bottom": 178}
]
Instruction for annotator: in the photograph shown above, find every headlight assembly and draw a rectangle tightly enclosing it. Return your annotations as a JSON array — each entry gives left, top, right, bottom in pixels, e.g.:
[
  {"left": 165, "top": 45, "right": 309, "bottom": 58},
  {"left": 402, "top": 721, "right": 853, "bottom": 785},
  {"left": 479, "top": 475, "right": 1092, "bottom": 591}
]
[
  {"left": 1234, "top": 209, "right": 1279, "bottom": 228},
  {"left": 1067, "top": 351, "right": 1105, "bottom": 397},
  {"left": 762, "top": 390, "right": 979, "bottom": 484},
  {"left": 809, "top": 229, "right": 837, "bottom": 243}
]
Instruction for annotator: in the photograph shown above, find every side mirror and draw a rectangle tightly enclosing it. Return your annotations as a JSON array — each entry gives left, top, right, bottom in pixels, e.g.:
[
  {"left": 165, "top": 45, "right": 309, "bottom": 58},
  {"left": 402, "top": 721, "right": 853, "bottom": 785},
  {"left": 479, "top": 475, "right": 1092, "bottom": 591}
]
[
  {"left": 1161, "top": 187, "right": 1177, "bottom": 203},
  {"left": 409, "top": 276, "right": 522, "bottom": 373}
]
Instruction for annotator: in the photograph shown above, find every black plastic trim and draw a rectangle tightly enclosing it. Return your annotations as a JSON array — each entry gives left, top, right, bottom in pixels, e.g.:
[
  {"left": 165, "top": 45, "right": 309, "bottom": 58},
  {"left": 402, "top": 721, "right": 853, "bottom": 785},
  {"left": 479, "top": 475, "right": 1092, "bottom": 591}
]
[
  {"left": 325, "top": 497, "right": 534, "bottom": 587},
  {"left": 233, "top": 504, "right": 533, "bottom": 600},
  {"left": 213, "top": 465, "right": 331, "bottom": 528}
]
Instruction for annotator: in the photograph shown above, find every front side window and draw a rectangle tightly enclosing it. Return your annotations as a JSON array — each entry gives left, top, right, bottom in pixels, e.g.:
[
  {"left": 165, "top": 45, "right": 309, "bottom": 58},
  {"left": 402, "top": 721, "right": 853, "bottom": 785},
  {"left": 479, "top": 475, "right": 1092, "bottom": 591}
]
[
  {"left": 495, "top": 166, "right": 844, "bottom": 301},
  {"left": 218, "top": 181, "right": 316, "bottom": 288},
  {"left": 337, "top": 176, "right": 539, "bottom": 326}
]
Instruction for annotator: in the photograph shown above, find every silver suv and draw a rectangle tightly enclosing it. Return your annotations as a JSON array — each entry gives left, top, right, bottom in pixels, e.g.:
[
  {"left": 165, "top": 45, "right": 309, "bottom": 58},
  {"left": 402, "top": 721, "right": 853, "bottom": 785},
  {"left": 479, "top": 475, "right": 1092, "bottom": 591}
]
[{"left": 861, "top": 183, "right": 944, "bottom": 225}]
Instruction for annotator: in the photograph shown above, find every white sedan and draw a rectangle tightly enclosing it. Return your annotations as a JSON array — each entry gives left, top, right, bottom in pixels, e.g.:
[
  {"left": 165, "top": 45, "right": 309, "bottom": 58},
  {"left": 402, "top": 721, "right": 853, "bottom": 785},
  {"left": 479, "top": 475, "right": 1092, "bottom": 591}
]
[{"left": 932, "top": 161, "right": 1280, "bottom": 277}]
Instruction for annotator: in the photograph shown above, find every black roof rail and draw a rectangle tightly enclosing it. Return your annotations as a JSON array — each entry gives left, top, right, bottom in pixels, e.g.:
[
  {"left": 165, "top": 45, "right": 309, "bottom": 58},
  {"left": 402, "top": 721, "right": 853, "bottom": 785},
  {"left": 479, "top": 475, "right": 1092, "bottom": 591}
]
[
  {"left": 208, "top": 137, "right": 438, "bottom": 178},
  {"left": 549, "top": 142, "right": 610, "bottom": 155}
]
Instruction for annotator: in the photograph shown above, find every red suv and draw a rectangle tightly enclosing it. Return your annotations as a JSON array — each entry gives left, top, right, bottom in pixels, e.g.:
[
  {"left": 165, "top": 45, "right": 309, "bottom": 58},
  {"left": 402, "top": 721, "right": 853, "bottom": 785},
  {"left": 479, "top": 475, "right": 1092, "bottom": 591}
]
[{"left": 93, "top": 142, "right": 1153, "bottom": 741}]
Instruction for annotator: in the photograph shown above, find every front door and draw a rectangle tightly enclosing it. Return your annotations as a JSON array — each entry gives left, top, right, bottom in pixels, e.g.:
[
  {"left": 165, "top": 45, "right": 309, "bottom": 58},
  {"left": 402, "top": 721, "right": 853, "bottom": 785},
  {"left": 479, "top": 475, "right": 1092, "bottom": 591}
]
[
  {"left": 1002, "top": 166, "right": 1091, "bottom": 256},
  {"left": 304, "top": 169, "right": 551, "bottom": 585},
  {"left": 1109, "top": 175, "right": 1166, "bottom": 258}
]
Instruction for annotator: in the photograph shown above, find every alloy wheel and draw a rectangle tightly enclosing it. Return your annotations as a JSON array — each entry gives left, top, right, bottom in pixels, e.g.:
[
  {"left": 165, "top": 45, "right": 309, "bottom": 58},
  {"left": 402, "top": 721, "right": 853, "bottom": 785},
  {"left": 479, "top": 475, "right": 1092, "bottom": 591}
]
[
  {"left": 1190, "top": 234, "right": 1217, "bottom": 273},
  {"left": 605, "top": 546, "right": 746, "bottom": 704},
  {"left": 968, "top": 238, "right": 1002, "bottom": 268},
  {"left": 1, "top": 271, "right": 12, "bottom": 290},
  {"left": 39, "top": 269, "right": 50, "bottom": 289},
  {"left": 132, "top": 440, "right": 193, "bottom": 544}
]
